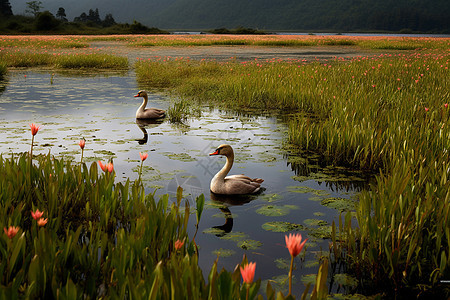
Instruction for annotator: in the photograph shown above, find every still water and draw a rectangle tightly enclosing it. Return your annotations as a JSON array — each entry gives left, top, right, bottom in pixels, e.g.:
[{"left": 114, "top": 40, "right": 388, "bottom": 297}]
[{"left": 0, "top": 69, "right": 364, "bottom": 295}]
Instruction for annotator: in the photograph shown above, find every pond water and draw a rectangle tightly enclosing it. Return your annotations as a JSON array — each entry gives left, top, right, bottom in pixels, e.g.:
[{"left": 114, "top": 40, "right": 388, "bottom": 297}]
[{"left": 0, "top": 69, "right": 366, "bottom": 295}]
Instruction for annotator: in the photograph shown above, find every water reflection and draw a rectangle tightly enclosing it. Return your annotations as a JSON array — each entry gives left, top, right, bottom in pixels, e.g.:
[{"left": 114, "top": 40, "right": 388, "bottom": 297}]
[
  {"left": 210, "top": 192, "right": 258, "bottom": 237},
  {"left": 284, "top": 151, "right": 371, "bottom": 192},
  {"left": 135, "top": 118, "right": 164, "bottom": 144},
  {"left": 0, "top": 77, "right": 8, "bottom": 97}
]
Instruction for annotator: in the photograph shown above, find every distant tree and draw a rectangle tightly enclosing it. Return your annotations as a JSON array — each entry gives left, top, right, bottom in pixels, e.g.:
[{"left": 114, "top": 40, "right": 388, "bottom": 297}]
[
  {"left": 35, "top": 10, "right": 59, "bottom": 30},
  {"left": 103, "top": 13, "right": 116, "bottom": 27},
  {"left": 73, "top": 12, "right": 87, "bottom": 23},
  {"left": 0, "top": 0, "right": 13, "bottom": 17},
  {"left": 87, "top": 8, "right": 101, "bottom": 24},
  {"left": 56, "top": 7, "right": 67, "bottom": 22},
  {"left": 25, "top": 1, "right": 42, "bottom": 17}
]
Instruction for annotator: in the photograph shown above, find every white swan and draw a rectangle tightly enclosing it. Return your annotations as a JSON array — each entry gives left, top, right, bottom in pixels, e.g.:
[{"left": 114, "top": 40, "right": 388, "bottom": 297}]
[
  {"left": 209, "top": 144, "right": 264, "bottom": 195},
  {"left": 134, "top": 90, "right": 165, "bottom": 119}
]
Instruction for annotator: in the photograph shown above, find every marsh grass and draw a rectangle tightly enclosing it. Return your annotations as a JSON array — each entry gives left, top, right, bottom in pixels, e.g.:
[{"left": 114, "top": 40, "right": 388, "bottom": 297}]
[
  {"left": 135, "top": 47, "right": 450, "bottom": 296},
  {"left": 0, "top": 152, "right": 329, "bottom": 299},
  {"left": 0, "top": 61, "right": 6, "bottom": 76},
  {"left": 0, "top": 51, "right": 128, "bottom": 69},
  {"left": 128, "top": 35, "right": 450, "bottom": 50}
]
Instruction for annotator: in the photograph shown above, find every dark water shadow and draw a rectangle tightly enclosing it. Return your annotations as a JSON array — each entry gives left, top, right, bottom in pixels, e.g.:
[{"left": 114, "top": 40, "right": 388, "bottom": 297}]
[
  {"left": 210, "top": 192, "right": 260, "bottom": 237},
  {"left": 135, "top": 118, "right": 164, "bottom": 144},
  {"left": 0, "top": 76, "right": 8, "bottom": 97}
]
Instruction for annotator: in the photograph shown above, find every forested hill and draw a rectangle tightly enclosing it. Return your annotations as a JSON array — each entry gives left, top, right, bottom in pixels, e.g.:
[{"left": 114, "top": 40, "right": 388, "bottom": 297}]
[{"left": 9, "top": 0, "right": 450, "bottom": 32}]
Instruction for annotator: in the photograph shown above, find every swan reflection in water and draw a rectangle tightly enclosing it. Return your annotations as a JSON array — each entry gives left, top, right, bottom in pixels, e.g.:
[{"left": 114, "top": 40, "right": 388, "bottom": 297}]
[
  {"left": 210, "top": 192, "right": 259, "bottom": 237},
  {"left": 135, "top": 118, "right": 164, "bottom": 144}
]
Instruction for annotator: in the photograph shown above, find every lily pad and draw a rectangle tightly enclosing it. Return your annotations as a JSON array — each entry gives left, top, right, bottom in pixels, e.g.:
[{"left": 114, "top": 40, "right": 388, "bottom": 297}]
[
  {"left": 219, "top": 231, "right": 248, "bottom": 241},
  {"left": 237, "top": 239, "right": 262, "bottom": 250},
  {"left": 308, "top": 225, "right": 332, "bottom": 239},
  {"left": 212, "top": 248, "right": 236, "bottom": 258},
  {"left": 334, "top": 273, "right": 358, "bottom": 288},
  {"left": 287, "top": 186, "right": 330, "bottom": 197},
  {"left": 162, "top": 152, "right": 196, "bottom": 162},
  {"left": 260, "top": 193, "right": 282, "bottom": 203},
  {"left": 321, "top": 197, "right": 357, "bottom": 211},
  {"left": 274, "top": 258, "right": 290, "bottom": 270},
  {"left": 304, "top": 260, "right": 320, "bottom": 268},
  {"left": 256, "top": 204, "right": 298, "bottom": 217},
  {"left": 301, "top": 274, "right": 317, "bottom": 285},
  {"left": 261, "top": 221, "right": 305, "bottom": 232},
  {"left": 203, "top": 227, "right": 226, "bottom": 235},
  {"left": 303, "top": 219, "right": 328, "bottom": 227}
]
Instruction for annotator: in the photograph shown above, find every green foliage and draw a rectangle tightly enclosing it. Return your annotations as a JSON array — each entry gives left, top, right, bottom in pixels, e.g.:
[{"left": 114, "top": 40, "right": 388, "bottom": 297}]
[
  {"left": 34, "top": 11, "right": 60, "bottom": 31},
  {"left": 0, "top": 152, "right": 196, "bottom": 297},
  {"left": 0, "top": 152, "right": 328, "bottom": 299}
]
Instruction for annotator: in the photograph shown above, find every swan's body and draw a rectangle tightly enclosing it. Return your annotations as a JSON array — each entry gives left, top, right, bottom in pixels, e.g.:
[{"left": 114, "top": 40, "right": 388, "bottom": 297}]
[
  {"left": 209, "top": 144, "right": 264, "bottom": 195},
  {"left": 134, "top": 90, "right": 165, "bottom": 119}
]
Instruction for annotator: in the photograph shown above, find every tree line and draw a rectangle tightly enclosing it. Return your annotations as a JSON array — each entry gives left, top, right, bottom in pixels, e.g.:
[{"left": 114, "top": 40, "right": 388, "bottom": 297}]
[{"left": 0, "top": 0, "right": 166, "bottom": 34}]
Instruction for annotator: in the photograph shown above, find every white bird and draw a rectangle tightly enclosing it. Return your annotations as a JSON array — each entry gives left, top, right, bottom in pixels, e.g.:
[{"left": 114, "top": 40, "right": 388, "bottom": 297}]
[
  {"left": 134, "top": 90, "right": 165, "bottom": 119},
  {"left": 209, "top": 144, "right": 264, "bottom": 195}
]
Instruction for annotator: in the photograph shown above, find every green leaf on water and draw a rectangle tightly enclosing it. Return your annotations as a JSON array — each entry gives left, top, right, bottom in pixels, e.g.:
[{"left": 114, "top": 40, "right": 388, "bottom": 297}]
[
  {"left": 274, "top": 258, "right": 290, "bottom": 270},
  {"left": 261, "top": 221, "right": 305, "bottom": 232},
  {"left": 256, "top": 204, "right": 298, "bottom": 217},
  {"left": 219, "top": 231, "right": 248, "bottom": 241},
  {"left": 303, "top": 219, "right": 328, "bottom": 227},
  {"left": 320, "top": 197, "right": 357, "bottom": 211},
  {"left": 333, "top": 273, "right": 358, "bottom": 287},
  {"left": 301, "top": 274, "right": 317, "bottom": 285},
  {"left": 237, "top": 239, "right": 262, "bottom": 250},
  {"left": 212, "top": 248, "right": 236, "bottom": 258}
]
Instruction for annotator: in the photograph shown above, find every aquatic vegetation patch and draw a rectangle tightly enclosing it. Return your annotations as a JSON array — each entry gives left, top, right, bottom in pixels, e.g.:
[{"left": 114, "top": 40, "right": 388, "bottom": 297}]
[
  {"left": 320, "top": 197, "right": 357, "bottom": 212},
  {"left": 162, "top": 152, "right": 196, "bottom": 162},
  {"left": 333, "top": 273, "right": 358, "bottom": 288},
  {"left": 237, "top": 239, "right": 263, "bottom": 250},
  {"left": 256, "top": 204, "right": 298, "bottom": 217},
  {"left": 261, "top": 221, "right": 305, "bottom": 232},
  {"left": 212, "top": 248, "right": 236, "bottom": 257}
]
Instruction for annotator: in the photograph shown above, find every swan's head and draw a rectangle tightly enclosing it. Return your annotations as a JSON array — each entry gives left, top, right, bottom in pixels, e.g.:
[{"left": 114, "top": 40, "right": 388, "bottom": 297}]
[
  {"left": 209, "top": 144, "right": 233, "bottom": 156},
  {"left": 134, "top": 90, "right": 148, "bottom": 98}
]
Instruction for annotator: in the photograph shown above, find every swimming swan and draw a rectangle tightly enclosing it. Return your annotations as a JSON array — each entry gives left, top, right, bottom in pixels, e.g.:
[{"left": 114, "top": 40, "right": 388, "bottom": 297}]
[
  {"left": 209, "top": 144, "right": 264, "bottom": 195},
  {"left": 134, "top": 90, "right": 165, "bottom": 119}
]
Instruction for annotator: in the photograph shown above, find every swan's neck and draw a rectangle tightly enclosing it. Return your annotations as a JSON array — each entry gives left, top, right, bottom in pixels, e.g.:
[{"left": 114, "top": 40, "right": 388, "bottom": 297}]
[
  {"left": 138, "top": 95, "right": 148, "bottom": 112},
  {"left": 216, "top": 152, "right": 234, "bottom": 180}
]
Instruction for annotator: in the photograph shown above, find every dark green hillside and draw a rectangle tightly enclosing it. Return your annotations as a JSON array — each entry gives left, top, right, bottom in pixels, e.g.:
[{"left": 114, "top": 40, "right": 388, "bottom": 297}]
[{"left": 152, "top": 0, "right": 449, "bottom": 32}]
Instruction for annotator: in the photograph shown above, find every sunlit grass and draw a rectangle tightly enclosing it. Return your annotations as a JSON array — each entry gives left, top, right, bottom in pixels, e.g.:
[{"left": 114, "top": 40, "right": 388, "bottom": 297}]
[
  {"left": 0, "top": 50, "right": 128, "bottom": 69},
  {"left": 0, "top": 35, "right": 89, "bottom": 48},
  {"left": 135, "top": 49, "right": 450, "bottom": 295}
]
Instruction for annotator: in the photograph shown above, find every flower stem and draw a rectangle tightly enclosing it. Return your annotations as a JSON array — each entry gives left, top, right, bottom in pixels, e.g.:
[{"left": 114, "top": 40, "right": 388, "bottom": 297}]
[{"left": 288, "top": 254, "right": 294, "bottom": 296}]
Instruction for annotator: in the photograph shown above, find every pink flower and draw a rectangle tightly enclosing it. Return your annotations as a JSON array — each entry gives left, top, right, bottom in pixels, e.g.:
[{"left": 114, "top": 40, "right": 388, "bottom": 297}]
[
  {"left": 445, "top": 103, "right": 448, "bottom": 109},
  {"left": 240, "top": 262, "right": 256, "bottom": 284},
  {"left": 139, "top": 152, "right": 148, "bottom": 162},
  {"left": 4, "top": 226, "right": 19, "bottom": 239},
  {"left": 79, "top": 139, "right": 85, "bottom": 150},
  {"left": 174, "top": 239, "right": 184, "bottom": 250},
  {"left": 37, "top": 218, "right": 48, "bottom": 227},
  {"left": 31, "top": 209, "right": 44, "bottom": 220},
  {"left": 29, "top": 123, "right": 41, "bottom": 136},
  {"left": 425, "top": 107, "right": 429, "bottom": 112},
  {"left": 285, "top": 233, "right": 307, "bottom": 257},
  {"left": 98, "top": 161, "right": 114, "bottom": 173}
]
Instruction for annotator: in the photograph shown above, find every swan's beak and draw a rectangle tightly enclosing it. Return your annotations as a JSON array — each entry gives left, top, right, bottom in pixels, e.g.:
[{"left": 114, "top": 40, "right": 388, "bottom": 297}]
[
  {"left": 134, "top": 94, "right": 140, "bottom": 97},
  {"left": 209, "top": 149, "right": 220, "bottom": 156}
]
